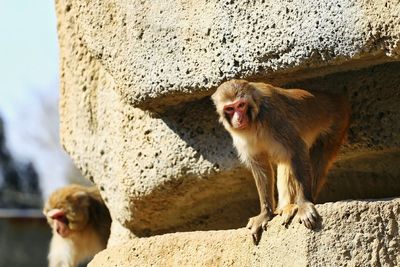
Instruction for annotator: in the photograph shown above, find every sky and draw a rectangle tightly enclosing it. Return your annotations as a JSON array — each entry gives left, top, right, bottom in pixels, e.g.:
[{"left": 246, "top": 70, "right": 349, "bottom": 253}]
[
  {"left": 0, "top": 0, "right": 59, "bottom": 115},
  {"left": 0, "top": 1, "right": 74, "bottom": 198}
]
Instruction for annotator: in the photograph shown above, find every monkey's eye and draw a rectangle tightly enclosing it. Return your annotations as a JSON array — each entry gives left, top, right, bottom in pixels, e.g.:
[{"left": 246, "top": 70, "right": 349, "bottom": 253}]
[
  {"left": 238, "top": 102, "right": 245, "bottom": 109},
  {"left": 224, "top": 106, "right": 234, "bottom": 114}
]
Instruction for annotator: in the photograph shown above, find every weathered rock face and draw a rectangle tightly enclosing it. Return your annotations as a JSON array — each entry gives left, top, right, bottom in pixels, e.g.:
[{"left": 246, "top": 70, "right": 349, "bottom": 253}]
[
  {"left": 62, "top": 0, "right": 400, "bottom": 112},
  {"left": 91, "top": 199, "right": 400, "bottom": 267},
  {"left": 55, "top": 0, "right": 400, "bottom": 262}
]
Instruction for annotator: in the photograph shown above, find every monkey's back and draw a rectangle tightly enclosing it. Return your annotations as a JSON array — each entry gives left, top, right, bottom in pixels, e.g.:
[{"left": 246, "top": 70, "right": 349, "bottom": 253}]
[{"left": 265, "top": 87, "right": 350, "bottom": 147}]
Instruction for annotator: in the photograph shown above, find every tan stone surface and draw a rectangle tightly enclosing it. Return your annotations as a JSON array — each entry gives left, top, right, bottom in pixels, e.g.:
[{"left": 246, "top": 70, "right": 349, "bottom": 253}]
[
  {"left": 56, "top": 0, "right": 400, "bottom": 240},
  {"left": 56, "top": 0, "right": 400, "bottom": 265},
  {"left": 91, "top": 199, "right": 400, "bottom": 267},
  {"left": 62, "top": 0, "right": 399, "bottom": 111}
]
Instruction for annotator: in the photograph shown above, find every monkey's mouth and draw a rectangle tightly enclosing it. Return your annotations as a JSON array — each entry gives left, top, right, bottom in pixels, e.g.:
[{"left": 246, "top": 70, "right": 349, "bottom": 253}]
[
  {"left": 55, "top": 218, "right": 70, "bottom": 237},
  {"left": 234, "top": 122, "right": 248, "bottom": 129},
  {"left": 57, "top": 226, "right": 69, "bottom": 237},
  {"left": 59, "top": 216, "right": 69, "bottom": 225},
  {"left": 232, "top": 119, "right": 249, "bottom": 130}
]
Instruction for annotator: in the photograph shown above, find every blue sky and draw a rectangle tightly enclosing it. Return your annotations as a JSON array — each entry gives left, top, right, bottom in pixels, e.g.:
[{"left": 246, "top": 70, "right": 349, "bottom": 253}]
[
  {"left": 0, "top": 0, "right": 58, "bottom": 115},
  {"left": 0, "top": 1, "right": 72, "bottom": 196}
]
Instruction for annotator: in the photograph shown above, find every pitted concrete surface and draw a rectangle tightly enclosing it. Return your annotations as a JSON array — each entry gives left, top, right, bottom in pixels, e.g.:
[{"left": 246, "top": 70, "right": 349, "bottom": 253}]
[
  {"left": 90, "top": 199, "right": 400, "bottom": 267},
  {"left": 62, "top": 0, "right": 399, "bottom": 111},
  {"left": 56, "top": 0, "right": 400, "bottom": 256}
]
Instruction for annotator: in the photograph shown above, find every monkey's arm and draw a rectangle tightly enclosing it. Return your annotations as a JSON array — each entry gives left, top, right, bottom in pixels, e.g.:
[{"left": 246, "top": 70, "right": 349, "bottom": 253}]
[
  {"left": 250, "top": 155, "right": 275, "bottom": 214},
  {"left": 246, "top": 154, "right": 275, "bottom": 244}
]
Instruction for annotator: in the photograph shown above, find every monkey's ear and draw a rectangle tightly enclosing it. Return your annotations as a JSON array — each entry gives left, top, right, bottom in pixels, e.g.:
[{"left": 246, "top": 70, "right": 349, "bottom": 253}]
[
  {"left": 210, "top": 91, "right": 218, "bottom": 105},
  {"left": 71, "top": 191, "right": 90, "bottom": 206},
  {"left": 73, "top": 191, "right": 87, "bottom": 198}
]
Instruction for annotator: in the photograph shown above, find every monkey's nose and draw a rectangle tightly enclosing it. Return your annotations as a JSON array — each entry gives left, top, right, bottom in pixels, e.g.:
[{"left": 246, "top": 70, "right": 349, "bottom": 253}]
[{"left": 48, "top": 209, "right": 65, "bottom": 220}]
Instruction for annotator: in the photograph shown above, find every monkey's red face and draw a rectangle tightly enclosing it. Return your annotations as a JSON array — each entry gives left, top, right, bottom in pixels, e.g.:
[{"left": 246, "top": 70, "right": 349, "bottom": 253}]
[
  {"left": 47, "top": 208, "right": 70, "bottom": 237},
  {"left": 223, "top": 98, "right": 249, "bottom": 130}
]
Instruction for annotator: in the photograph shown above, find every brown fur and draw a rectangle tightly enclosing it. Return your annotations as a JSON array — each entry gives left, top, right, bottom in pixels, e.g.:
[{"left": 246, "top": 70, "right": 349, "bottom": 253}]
[
  {"left": 212, "top": 79, "right": 350, "bottom": 243},
  {"left": 43, "top": 184, "right": 111, "bottom": 267}
]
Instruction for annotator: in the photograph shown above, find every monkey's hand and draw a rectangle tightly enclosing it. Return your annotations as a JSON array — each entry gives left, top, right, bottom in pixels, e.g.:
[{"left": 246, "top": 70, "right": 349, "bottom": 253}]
[
  {"left": 296, "top": 202, "right": 320, "bottom": 229},
  {"left": 246, "top": 211, "right": 272, "bottom": 245},
  {"left": 276, "top": 204, "right": 298, "bottom": 226}
]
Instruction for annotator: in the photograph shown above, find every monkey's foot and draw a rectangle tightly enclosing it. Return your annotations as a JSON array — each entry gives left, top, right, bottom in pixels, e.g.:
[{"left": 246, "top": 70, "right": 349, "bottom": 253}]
[
  {"left": 296, "top": 202, "right": 320, "bottom": 229},
  {"left": 276, "top": 204, "right": 298, "bottom": 226},
  {"left": 246, "top": 211, "right": 272, "bottom": 245}
]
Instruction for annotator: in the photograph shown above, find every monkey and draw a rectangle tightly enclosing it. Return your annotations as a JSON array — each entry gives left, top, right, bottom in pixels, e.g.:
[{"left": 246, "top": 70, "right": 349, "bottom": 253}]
[
  {"left": 211, "top": 79, "right": 350, "bottom": 243},
  {"left": 43, "top": 184, "right": 112, "bottom": 267}
]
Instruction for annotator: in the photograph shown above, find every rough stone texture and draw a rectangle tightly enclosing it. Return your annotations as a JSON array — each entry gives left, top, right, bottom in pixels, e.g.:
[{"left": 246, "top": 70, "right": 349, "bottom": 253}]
[
  {"left": 58, "top": 28, "right": 400, "bottom": 233},
  {"left": 56, "top": 0, "right": 400, "bottom": 265},
  {"left": 57, "top": 0, "right": 400, "bottom": 233},
  {"left": 90, "top": 199, "right": 400, "bottom": 267},
  {"left": 56, "top": 0, "right": 400, "bottom": 255},
  {"left": 64, "top": 0, "right": 399, "bottom": 111},
  {"left": 320, "top": 150, "right": 400, "bottom": 203}
]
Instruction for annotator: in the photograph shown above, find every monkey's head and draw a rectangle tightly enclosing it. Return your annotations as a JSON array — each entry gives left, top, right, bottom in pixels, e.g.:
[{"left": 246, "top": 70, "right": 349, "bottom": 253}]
[
  {"left": 43, "top": 185, "right": 92, "bottom": 238},
  {"left": 212, "top": 79, "right": 262, "bottom": 131}
]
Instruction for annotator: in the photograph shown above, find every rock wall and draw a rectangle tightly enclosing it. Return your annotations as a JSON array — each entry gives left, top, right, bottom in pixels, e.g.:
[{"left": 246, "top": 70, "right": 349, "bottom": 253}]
[
  {"left": 60, "top": 0, "right": 399, "bottom": 112},
  {"left": 91, "top": 199, "right": 400, "bottom": 267},
  {"left": 55, "top": 0, "right": 400, "bottom": 265}
]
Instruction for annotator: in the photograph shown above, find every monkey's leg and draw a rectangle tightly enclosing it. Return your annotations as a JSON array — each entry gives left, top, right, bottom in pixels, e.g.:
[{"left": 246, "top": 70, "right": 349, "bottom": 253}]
[
  {"left": 276, "top": 164, "right": 298, "bottom": 226},
  {"left": 246, "top": 155, "right": 275, "bottom": 244},
  {"left": 291, "top": 150, "right": 320, "bottom": 229},
  {"left": 310, "top": 123, "right": 348, "bottom": 201}
]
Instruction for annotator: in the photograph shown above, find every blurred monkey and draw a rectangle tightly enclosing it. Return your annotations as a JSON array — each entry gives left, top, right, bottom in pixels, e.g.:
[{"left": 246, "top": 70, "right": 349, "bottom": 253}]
[{"left": 43, "top": 184, "right": 111, "bottom": 267}]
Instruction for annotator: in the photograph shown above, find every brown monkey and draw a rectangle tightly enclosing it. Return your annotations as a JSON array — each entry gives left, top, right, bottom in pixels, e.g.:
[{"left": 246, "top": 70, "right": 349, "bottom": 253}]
[
  {"left": 212, "top": 79, "right": 350, "bottom": 243},
  {"left": 43, "top": 184, "right": 111, "bottom": 267}
]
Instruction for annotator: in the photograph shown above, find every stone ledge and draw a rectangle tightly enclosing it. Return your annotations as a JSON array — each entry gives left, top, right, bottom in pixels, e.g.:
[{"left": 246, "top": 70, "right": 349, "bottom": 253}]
[
  {"left": 56, "top": 0, "right": 400, "bottom": 240},
  {"left": 60, "top": 0, "right": 399, "bottom": 111},
  {"left": 90, "top": 198, "right": 400, "bottom": 267}
]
